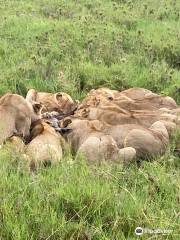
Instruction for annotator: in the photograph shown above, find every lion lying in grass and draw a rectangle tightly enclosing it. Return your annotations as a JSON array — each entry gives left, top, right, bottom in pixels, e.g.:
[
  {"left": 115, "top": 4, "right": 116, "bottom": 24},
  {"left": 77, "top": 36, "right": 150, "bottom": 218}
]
[{"left": 0, "top": 87, "right": 179, "bottom": 168}]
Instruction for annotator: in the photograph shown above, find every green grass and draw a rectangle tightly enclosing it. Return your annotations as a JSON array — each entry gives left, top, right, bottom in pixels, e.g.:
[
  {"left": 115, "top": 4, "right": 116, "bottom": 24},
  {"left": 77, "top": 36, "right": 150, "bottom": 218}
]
[
  {"left": 0, "top": 141, "right": 179, "bottom": 240},
  {"left": 0, "top": 0, "right": 179, "bottom": 239}
]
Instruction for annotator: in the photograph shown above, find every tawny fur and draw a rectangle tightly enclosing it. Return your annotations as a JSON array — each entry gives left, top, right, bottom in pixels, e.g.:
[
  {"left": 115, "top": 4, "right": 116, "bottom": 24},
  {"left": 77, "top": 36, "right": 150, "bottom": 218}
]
[
  {"left": 26, "top": 89, "right": 77, "bottom": 114},
  {"left": 25, "top": 120, "right": 64, "bottom": 171},
  {"left": 0, "top": 93, "right": 42, "bottom": 144},
  {"left": 63, "top": 118, "right": 136, "bottom": 163},
  {"left": 124, "top": 121, "right": 169, "bottom": 158}
]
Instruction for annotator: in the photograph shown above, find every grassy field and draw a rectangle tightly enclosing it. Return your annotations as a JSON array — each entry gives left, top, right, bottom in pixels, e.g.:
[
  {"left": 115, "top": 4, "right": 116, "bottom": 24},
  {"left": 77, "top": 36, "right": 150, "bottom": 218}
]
[{"left": 0, "top": 0, "right": 179, "bottom": 239}]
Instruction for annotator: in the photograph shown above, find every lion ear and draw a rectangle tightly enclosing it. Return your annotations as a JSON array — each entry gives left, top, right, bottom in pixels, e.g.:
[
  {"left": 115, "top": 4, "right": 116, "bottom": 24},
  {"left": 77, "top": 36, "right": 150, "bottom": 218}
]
[
  {"left": 90, "top": 120, "right": 103, "bottom": 131},
  {"left": 30, "top": 121, "right": 44, "bottom": 140},
  {"left": 26, "top": 89, "right": 37, "bottom": 102},
  {"left": 81, "top": 108, "right": 90, "bottom": 117},
  {"left": 60, "top": 118, "right": 72, "bottom": 128},
  {"left": 54, "top": 93, "right": 63, "bottom": 103},
  {"left": 33, "top": 102, "right": 43, "bottom": 114}
]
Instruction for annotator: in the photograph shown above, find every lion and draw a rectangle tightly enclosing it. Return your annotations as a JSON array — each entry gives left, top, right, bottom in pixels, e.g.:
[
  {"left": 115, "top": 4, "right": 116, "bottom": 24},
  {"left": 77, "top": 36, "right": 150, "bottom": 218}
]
[
  {"left": 75, "top": 105, "right": 179, "bottom": 130},
  {"left": 26, "top": 89, "right": 78, "bottom": 114},
  {"left": 124, "top": 121, "right": 169, "bottom": 158},
  {"left": 78, "top": 87, "right": 177, "bottom": 112},
  {"left": 0, "top": 93, "right": 42, "bottom": 144},
  {"left": 25, "top": 120, "right": 64, "bottom": 171},
  {"left": 61, "top": 118, "right": 136, "bottom": 163},
  {"left": 78, "top": 136, "right": 136, "bottom": 164},
  {"left": 61, "top": 116, "right": 171, "bottom": 159}
]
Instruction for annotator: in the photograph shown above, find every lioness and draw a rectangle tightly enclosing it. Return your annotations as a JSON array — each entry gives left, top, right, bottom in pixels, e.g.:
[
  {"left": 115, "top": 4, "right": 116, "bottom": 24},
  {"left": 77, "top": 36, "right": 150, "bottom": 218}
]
[
  {"left": 61, "top": 118, "right": 136, "bottom": 163},
  {"left": 62, "top": 116, "right": 171, "bottom": 159},
  {"left": 78, "top": 136, "right": 136, "bottom": 164},
  {"left": 26, "top": 89, "right": 77, "bottom": 114},
  {"left": 0, "top": 93, "right": 42, "bottom": 144},
  {"left": 120, "top": 87, "right": 177, "bottom": 108},
  {"left": 79, "top": 87, "right": 177, "bottom": 112},
  {"left": 25, "top": 120, "right": 64, "bottom": 171},
  {"left": 124, "top": 121, "right": 169, "bottom": 158},
  {"left": 75, "top": 106, "right": 179, "bottom": 129}
]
